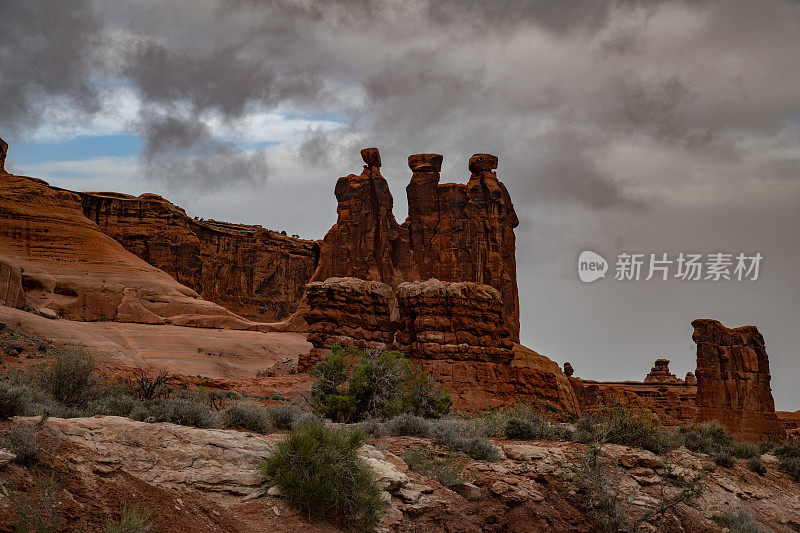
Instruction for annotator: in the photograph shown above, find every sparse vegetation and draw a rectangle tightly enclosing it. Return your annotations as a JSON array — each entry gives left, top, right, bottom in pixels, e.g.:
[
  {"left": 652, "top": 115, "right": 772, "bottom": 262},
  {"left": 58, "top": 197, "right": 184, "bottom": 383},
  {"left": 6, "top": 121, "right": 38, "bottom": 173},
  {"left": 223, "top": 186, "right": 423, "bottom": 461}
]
[
  {"left": 678, "top": 422, "right": 734, "bottom": 456},
  {"left": 747, "top": 457, "right": 767, "bottom": 475},
  {"left": 222, "top": 401, "right": 274, "bottom": 433},
  {"left": 128, "top": 370, "right": 171, "bottom": 401},
  {"left": 403, "top": 447, "right": 472, "bottom": 487},
  {"left": 35, "top": 346, "right": 98, "bottom": 407},
  {"left": 0, "top": 381, "right": 27, "bottom": 419},
  {"left": 310, "top": 345, "right": 451, "bottom": 423},
  {"left": 260, "top": 423, "right": 384, "bottom": 532},
  {"left": 713, "top": 449, "right": 736, "bottom": 468},
  {"left": 104, "top": 508, "right": 158, "bottom": 533},
  {"left": 774, "top": 443, "right": 800, "bottom": 482},
  {"left": 1, "top": 424, "right": 44, "bottom": 465},
  {"left": 712, "top": 509, "right": 770, "bottom": 533},
  {"left": 0, "top": 473, "right": 63, "bottom": 532}
]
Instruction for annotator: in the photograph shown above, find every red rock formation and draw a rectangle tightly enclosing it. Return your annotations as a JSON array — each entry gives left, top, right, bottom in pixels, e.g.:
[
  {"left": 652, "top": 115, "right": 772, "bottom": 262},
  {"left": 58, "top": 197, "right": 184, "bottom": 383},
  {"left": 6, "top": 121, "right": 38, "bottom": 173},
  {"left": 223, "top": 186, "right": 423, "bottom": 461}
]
[
  {"left": 309, "top": 148, "right": 520, "bottom": 341},
  {"left": 300, "top": 277, "right": 396, "bottom": 370},
  {"left": 692, "top": 319, "right": 786, "bottom": 442},
  {"left": 395, "top": 279, "right": 513, "bottom": 363},
  {"left": 405, "top": 153, "right": 519, "bottom": 341},
  {"left": 0, "top": 171, "right": 265, "bottom": 329},
  {"left": 300, "top": 277, "right": 577, "bottom": 414},
  {"left": 0, "top": 137, "right": 7, "bottom": 172},
  {"left": 0, "top": 253, "right": 25, "bottom": 309},
  {"left": 643, "top": 359, "right": 679, "bottom": 384},
  {"left": 81, "top": 191, "right": 319, "bottom": 323}
]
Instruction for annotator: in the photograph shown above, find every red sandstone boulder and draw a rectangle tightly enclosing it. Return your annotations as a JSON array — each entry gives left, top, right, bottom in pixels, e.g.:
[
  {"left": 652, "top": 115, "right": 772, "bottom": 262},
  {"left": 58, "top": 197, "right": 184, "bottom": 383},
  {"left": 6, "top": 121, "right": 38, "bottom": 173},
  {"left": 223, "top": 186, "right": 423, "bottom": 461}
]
[{"left": 692, "top": 319, "right": 786, "bottom": 442}]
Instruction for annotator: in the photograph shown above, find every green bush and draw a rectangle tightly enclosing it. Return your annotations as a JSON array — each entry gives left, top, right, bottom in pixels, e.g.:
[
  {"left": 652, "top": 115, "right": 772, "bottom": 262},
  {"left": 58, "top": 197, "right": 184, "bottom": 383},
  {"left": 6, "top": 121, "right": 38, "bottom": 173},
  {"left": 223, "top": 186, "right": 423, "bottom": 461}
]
[
  {"left": 731, "top": 440, "right": 760, "bottom": 459},
  {"left": 1, "top": 426, "right": 43, "bottom": 465},
  {"left": 428, "top": 420, "right": 500, "bottom": 461},
  {"left": 679, "top": 422, "right": 734, "bottom": 456},
  {"left": 132, "top": 398, "right": 216, "bottom": 428},
  {"left": 747, "top": 457, "right": 767, "bottom": 475},
  {"left": 311, "top": 345, "right": 450, "bottom": 422},
  {"left": 779, "top": 456, "right": 800, "bottom": 482},
  {"left": 712, "top": 509, "right": 770, "bottom": 533},
  {"left": 604, "top": 408, "right": 679, "bottom": 455},
  {"left": 260, "top": 423, "right": 384, "bottom": 532},
  {"left": 222, "top": 401, "right": 274, "bottom": 433},
  {"left": 774, "top": 442, "right": 800, "bottom": 459},
  {"left": 713, "top": 450, "right": 736, "bottom": 468},
  {"left": 0, "top": 381, "right": 27, "bottom": 419},
  {"left": 380, "top": 413, "right": 430, "bottom": 437},
  {"left": 36, "top": 347, "right": 98, "bottom": 407},
  {"left": 104, "top": 508, "right": 157, "bottom": 533},
  {"left": 403, "top": 448, "right": 471, "bottom": 487},
  {"left": 87, "top": 393, "right": 139, "bottom": 417},
  {"left": 757, "top": 440, "right": 777, "bottom": 455},
  {"left": 267, "top": 403, "right": 302, "bottom": 430}
]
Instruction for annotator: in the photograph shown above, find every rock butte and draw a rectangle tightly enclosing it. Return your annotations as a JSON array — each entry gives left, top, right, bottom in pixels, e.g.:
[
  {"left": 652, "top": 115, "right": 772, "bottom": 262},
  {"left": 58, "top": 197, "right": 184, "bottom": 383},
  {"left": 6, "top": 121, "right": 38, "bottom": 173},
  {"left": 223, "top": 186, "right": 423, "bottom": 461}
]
[{"left": 0, "top": 138, "right": 793, "bottom": 438}]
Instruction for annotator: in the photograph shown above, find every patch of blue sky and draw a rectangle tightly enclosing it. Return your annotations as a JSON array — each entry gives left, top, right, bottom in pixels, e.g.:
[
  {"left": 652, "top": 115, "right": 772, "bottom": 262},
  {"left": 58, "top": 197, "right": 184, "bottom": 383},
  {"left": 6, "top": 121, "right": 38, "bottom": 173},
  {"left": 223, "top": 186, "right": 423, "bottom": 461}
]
[{"left": 8, "top": 134, "right": 142, "bottom": 166}]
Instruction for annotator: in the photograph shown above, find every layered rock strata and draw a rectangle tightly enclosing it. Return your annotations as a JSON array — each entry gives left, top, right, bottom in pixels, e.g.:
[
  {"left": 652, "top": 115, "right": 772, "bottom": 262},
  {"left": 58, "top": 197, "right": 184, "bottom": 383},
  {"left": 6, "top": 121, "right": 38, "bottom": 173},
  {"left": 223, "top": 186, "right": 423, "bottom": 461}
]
[
  {"left": 643, "top": 359, "right": 679, "bottom": 384},
  {"left": 81, "top": 191, "right": 319, "bottom": 323},
  {"left": 692, "top": 319, "right": 786, "bottom": 442},
  {"left": 299, "top": 277, "right": 577, "bottom": 413},
  {"left": 0, "top": 253, "right": 25, "bottom": 309},
  {"left": 310, "top": 148, "right": 519, "bottom": 341}
]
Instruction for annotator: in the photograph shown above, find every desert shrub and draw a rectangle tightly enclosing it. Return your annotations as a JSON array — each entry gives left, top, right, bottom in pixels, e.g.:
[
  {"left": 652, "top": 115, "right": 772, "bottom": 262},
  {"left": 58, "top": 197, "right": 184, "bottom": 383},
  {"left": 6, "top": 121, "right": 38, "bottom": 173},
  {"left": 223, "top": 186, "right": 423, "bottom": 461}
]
[
  {"left": 731, "top": 440, "right": 760, "bottom": 459},
  {"left": 757, "top": 440, "right": 777, "bottom": 455},
  {"left": 311, "top": 345, "right": 450, "bottom": 422},
  {"left": 774, "top": 442, "right": 800, "bottom": 459},
  {"left": 260, "top": 423, "right": 384, "bottom": 532},
  {"left": 403, "top": 447, "right": 471, "bottom": 487},
  {"left": 778, "top": 454, "right": 800, "bottom": 482},
  {"left": 380, "top": 413, "right": 430, "bottom": 438},
  {"left": 222, "top": 401, "right": 274, "bottom": 433},
  {"left": 127, "top": 370, "right": 171, "bottom": 401},
  {"left": 678, "top": 422, "right": 734, "bottom": 456},
  {"left": 712, "top": 509, "right": 770, "bottom": 533},
  {"left": 0, "top": 473, "right": 62, "bottom": 532},
  {"left": 36, "top": 347, "right": 98, "bottom": 407},
  {"left": 461, "top": 437, "right": 500, "bottom": 461},
  {"left": 573, "top": 416, "right": 603, "bottom": 445},
  {"left": 1, "top": 425, "right": 43, "bottom": 465},
  {"left": 267, "top": 403, "right": 302, "bottom": 430},
  {"left": 132, "top": 398, "right": 216, "bottom": 428},
  {"left": 603, "top": 407, "right": 679, "bottom": 455},
  {"left": 0, "top": 381, "right": 27, "bottom": 419},
  {"left": 747, "top": 457, "right": 767, "bottom": 475},
  {"left": 87, "top": 392, "right": 139, "bottom": 417},
  {"left": 104, "top": 508, "right": 158, "bottom": 533},
  {"left": 426, "top": 420, "right": 499, "bottom": 461},
  {"left": 713, "top": 449, "right": 736, "bottom": 468}
]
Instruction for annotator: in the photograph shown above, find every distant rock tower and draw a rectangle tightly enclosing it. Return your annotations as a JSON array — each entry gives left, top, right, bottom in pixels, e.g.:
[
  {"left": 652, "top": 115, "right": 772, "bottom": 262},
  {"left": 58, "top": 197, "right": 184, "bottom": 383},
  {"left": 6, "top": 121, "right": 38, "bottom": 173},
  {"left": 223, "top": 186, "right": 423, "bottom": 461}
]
[{"left": 0, "top": 136, "right": 8, "bottom": 172}]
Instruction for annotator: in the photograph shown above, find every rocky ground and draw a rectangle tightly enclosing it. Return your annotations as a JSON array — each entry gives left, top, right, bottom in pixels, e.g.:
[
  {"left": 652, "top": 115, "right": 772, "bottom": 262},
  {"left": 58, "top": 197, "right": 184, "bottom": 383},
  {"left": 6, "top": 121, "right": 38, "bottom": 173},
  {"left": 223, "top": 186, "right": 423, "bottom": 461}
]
[{"left": 1, "top": 416, "right": 799, "bottom": 532}]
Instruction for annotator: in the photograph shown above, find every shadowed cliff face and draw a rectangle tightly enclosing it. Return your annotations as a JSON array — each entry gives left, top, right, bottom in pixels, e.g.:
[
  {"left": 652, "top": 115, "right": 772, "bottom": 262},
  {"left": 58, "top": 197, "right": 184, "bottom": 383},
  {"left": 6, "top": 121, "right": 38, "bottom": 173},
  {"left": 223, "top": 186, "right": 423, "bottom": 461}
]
[{"left": 311, "top": 149, "right": 520, "bottom": 341}]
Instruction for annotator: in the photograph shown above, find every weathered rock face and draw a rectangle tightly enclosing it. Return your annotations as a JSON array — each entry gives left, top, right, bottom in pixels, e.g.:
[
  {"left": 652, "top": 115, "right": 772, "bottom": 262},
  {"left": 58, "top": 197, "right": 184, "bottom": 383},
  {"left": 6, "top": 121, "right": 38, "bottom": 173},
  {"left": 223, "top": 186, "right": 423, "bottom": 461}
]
[
  {"left": 692, "top": 319, "right": 786, "bottom": 442},
  {"left": 309, "top": 148, "right": 519, "bottom": 341},
  {"left": 643, "top": 358, "right": 679, "bottom": 384},
  {"left": 300, "top": 277, "right": 396, "bottom": 370},
  {"left": 0, "top": 253, "right": 25, "bottom": 309},
  {"left": 0, "top": 172, "right": 265, "bottom": 328},
  {"left": 300, "top": 277, "right": 577, "bottom": 414},
  {"left": 405, "top": 152, "right": 519, "bottom": 341},
  {"left": 81, "top": 191, "right": 318, "bottom": 323},
  {"left": 395, "top": 279, "right": 513, "bottom": 363}
]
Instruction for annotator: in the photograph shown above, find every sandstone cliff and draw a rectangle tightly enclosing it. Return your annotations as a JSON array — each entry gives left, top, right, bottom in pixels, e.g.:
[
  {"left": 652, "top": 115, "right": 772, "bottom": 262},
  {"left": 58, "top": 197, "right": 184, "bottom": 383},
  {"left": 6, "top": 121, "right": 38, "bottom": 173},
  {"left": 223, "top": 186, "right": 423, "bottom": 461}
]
[
  {"left": 692, "top": 319, "right": 786, "bottom": 442},
  {"left": 81, "top": 191, "right": 319, "bottom": 323}
]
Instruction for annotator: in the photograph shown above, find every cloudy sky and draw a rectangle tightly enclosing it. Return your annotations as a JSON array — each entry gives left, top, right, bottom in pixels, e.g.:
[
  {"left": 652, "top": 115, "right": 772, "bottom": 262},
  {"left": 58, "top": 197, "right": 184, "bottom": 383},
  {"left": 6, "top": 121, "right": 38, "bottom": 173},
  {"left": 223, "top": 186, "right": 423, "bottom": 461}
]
[{"left": 2, "top": 0, "right": 799, "bottom": 408}]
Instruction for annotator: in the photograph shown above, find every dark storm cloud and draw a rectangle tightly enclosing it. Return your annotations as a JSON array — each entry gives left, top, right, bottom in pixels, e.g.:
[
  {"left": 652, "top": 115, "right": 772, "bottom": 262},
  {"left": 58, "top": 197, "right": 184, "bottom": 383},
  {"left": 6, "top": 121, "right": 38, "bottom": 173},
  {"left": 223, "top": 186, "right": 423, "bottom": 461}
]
[
  {"left": 138, "top": 113, "right": 269, "bottom": 189},
  {"left": 0, "top": 0, "right": 105, "bottom": 134}
]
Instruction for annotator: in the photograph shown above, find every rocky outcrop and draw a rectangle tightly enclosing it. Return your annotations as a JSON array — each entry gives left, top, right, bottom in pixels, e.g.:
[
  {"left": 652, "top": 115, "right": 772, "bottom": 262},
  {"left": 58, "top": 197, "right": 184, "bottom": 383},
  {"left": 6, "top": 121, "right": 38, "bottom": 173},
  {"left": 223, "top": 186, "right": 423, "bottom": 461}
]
[
  {"left": 300, "top": 277, "right": 396, "bottom": 370},
  {"left": 309, "top": 148, "right": 519, "bottom": 341},
  {"left": 0, "top": 253, "right": 25, "bottom": 309},
  {"left": 0, "top": 136, "right": 7, "bottom": 172},
  {"left": 643, "top": 359, "right": 679, "bottom": 384},
  {"left": 80, "top": 191, "right": 318, "bottom": 323},
  {"left": 299, "top": 277, "right": 577, "bottom": 414},
  {"left": 0, "top": 171, "right": 266, "bottom": 329},
  {"left": 395, "top": 279, "right": 513, "bottom": 363},
  {"left": 692, "top": 319, "right": 786, "bottom": 442}
]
